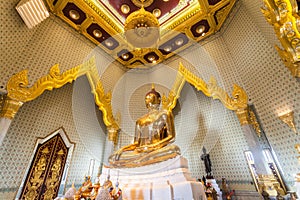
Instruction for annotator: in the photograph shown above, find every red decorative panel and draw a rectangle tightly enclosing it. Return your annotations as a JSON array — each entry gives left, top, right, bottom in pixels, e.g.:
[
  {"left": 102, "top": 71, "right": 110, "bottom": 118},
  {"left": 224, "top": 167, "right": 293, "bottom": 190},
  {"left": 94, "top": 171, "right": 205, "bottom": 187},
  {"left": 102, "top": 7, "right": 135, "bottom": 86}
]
[{"left": 105, "top": 0, "right": 180, "bottom": 20}]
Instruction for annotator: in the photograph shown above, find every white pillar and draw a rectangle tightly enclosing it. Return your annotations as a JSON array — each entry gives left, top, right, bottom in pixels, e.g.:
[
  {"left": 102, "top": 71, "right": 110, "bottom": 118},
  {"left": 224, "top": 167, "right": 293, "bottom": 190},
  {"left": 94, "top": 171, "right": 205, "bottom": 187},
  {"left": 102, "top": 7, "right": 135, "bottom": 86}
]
[
  {"left": 0, "top": 90, "right": 23, "bottom": 146},
  {"left": 103, "top": 139, "right": 114, "bottom": 166},
  {"left": 241, "top": 125, "right": 270, "bottom": 174},
  {"left": 0, "top": 117, "right": 12, "bottom": 145}
]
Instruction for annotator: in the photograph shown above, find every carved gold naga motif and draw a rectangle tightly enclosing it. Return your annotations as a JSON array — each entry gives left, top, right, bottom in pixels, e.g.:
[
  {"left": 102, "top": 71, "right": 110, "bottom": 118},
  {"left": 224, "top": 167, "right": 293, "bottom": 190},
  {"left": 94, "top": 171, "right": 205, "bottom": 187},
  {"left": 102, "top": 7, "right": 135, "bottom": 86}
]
[
  {"left": 3, "top": 58, "right": 258, "bottom": 144},
  {"left": 2, "top": 57, "right": 119, "bottom": 143},
  {"left": 261, "top": 0, "right": 300, "bottom": 77},
  {"left": 161, "top": 62, "right": 260, "bottom": 136},
  {"left": 172, "top": 63, "right": 249, "bottom": 122}
]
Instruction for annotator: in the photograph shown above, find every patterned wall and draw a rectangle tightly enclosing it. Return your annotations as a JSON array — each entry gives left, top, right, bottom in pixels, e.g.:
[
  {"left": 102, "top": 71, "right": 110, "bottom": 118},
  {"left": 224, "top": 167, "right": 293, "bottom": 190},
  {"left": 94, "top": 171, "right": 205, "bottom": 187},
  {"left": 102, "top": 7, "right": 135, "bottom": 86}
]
[
  {"left": 0, "top": 80, "right": 106, "bottom": 199},
  {"left": 164, "top": 40, "right": 254, "bottom": 191},
  {"left": 0, "top": 1, "right": 110, "bottom": 198},
  {"left": 221, "top": 3, "right": 300, "bottom": 189},
  {"left": 1, "top": 0, "right": 300, "bottom": 198},
  {"left": 240, "top": 0, "right": 282, "bottom": 48}
]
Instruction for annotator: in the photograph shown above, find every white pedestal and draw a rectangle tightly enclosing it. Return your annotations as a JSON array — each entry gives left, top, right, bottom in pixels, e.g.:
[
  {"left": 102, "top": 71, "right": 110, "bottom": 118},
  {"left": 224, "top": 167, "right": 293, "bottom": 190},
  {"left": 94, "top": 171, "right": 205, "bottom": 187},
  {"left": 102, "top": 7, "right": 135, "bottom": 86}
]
[
  {"left": 100, "top": 156, "right": 207, "bottom": 200},
  {"left": 295, "top": 181, "right": 300, "bottom": 200}
]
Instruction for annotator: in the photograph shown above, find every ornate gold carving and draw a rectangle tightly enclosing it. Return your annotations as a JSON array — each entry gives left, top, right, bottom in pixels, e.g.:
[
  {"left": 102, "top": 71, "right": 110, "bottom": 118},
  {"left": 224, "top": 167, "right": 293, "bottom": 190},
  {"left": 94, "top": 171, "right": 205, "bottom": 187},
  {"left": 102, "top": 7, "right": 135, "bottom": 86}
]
[
  {"left": 162, "top": 68, "right": 186, "bottom": 112},
  {"left": 43, "top": 156, "right": 62, "bottom": 200},
  {"left": 261, "top": 0, "right": 300, "bottom": 77},
  {"left": 178, "top": 63, "right": 249, "bottom": 125},
  {"left": 7, "top": 64, "right": 81, "bottom": 102},
  {"left": 178, "top": 63, "right": 248, "bottom": 109},
  {"left": 0, "top": 93, "right": 6, "bottom": 114},
  {"left": 6, "top": 57, "right": 119, "bottom": 141},
  {"left": 107, "top": 126, "right": 119, "bottom": 144},
  {"left": 249, "top": 109, "right": 262, "bottom": 137},
  {"left": 279, "top": 111, "right": 297, "bottom": 134},
  {"left": 93, "top": 78, "right": 119, "bottom": 143},
  {"left": 162, "top": 5, "right": 201, "bottom": 34},
  {"left": 0, "top": 97, "right": 23, "bottom": 119},
  {"left": 45, "top": 0, "right": 236, "bottom": 66},
  {"left": 132, "top": 0, "right": 154, "bottom": 8},
  {"left": 83, "top": 0, "right": 123, "bottom": 33},
  {"left": 23, "top": 147, "right": 49, "bottom": 200},
  {"left": 43, "top": 148, "right": 66, "bottom": 199},
  {"left": 214, "top": 4, "right": 230, "bottom": 25}
]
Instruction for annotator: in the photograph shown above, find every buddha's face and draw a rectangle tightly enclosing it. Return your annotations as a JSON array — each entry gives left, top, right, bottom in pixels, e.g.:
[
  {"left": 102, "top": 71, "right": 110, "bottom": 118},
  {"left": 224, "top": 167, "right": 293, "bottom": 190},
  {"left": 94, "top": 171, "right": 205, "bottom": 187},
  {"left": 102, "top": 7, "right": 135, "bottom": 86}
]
[{"left": 145, "top": 93, "right": 160, "bottom": 109}]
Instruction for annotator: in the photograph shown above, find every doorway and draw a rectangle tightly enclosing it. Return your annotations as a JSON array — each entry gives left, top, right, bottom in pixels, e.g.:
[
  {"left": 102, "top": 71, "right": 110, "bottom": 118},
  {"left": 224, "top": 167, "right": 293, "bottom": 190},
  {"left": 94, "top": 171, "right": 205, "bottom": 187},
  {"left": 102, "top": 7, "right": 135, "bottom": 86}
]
[{"left": 16, "top": 128, "right": 74, "bottom": 200}]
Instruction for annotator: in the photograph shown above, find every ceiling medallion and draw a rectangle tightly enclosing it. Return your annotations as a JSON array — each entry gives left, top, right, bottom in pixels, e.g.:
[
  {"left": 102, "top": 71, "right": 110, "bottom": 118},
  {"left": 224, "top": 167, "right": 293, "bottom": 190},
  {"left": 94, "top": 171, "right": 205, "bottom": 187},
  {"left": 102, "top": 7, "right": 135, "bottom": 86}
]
[
  {"left": 69, "top": 10, "right": 80, "bottom": 20},
  {"left": 124, "top": 6, "right": 160, "bottom": 48},
  {"left": 131, "top": 0, "right": 154, "bottom": 8},
  {"left": 121, "top": 4, "right": 130, "bottom": 14},
  {"left": 153, "top": 9, "right": 161, "bottom": 18}
]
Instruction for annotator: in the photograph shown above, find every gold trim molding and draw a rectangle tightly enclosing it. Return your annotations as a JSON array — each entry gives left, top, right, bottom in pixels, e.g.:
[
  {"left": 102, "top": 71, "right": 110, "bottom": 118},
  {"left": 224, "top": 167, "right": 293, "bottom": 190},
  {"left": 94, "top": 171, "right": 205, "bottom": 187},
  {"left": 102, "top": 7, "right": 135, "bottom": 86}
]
[
  {"left": 3, "top": 60, "right": 251, "bottom": 143},
  {"left": 261, "top": 0, "right": 300, "bottom": 77},
  {"left": 161, "top": 63, "right": 250, "bottom": 126},
  {"left": 4, "top": 57, "right": 119, "bottom": 142},
  {"left": 177, "top": 63, "right": 250, "bottom": 125}
]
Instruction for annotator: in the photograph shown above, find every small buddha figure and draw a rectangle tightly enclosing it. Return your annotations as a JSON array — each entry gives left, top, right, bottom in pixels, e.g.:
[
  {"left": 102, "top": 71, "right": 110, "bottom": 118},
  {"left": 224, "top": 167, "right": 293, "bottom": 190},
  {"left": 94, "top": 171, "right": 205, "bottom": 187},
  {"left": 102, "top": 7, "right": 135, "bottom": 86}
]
[
  {"left": 74, "top": 176, "right": 93, "bottom": 200},
  {"left": 109, "top": 86, "right": 180, "bottom": 168},
  {"left": 109, "top": 181, "right": 122, "bottom": 200}
]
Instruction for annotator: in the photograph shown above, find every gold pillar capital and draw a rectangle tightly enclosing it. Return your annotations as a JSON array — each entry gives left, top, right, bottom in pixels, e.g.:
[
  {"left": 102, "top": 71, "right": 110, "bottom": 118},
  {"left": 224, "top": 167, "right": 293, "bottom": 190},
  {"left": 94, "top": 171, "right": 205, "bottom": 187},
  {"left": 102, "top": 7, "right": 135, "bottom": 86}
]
[
  {"left": 0, "top": 96, "right": 24, "bottom": 119},
  {"left": 235, "top": 105, "right": 262, "bottom": 137},
  {"left": 295, "top": 144, "right": 300, "bottom": 182},
  {"left": 235, "top": 107, "right": 250, "bottom": 125},
  {"left": 107, "top": 125, "right": 119, "bottom": 145},
  {"left": 0, "top": 92, "right": 6, "bottom": 114}
]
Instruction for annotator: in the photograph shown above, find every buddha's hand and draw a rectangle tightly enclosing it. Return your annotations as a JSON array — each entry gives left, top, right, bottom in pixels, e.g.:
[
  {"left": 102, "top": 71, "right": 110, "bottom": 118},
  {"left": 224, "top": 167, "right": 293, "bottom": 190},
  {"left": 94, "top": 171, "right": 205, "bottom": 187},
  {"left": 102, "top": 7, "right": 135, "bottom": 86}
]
[
  {"left": 114, "top": 148, "right": 124, "bottom": 161},
  {"left": 135, "top": 145, "right": 155, "bottom": 153},
  {"left": 114, "top": 144, "right": 136, "bottom": 160}
]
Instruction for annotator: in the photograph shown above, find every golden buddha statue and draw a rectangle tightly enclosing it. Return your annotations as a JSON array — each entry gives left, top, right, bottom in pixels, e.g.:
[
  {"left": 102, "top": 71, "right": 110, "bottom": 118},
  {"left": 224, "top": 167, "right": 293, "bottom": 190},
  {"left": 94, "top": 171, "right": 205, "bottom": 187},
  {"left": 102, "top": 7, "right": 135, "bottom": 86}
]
[{"left": 109, "top": 86, "right": 180, "bottom": 168}]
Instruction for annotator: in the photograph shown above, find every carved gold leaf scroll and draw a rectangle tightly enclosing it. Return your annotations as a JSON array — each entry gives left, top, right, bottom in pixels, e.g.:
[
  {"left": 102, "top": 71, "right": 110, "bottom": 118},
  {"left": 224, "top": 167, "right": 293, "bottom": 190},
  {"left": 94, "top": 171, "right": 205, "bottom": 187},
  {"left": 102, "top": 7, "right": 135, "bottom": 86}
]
[
  {"left": 178, "top": 62, "right": 250, "bottom": 125},
  {"left": 7, "top": 65, "right": 80, "bottom": 102},
  {"left": 162, "top": 68, "right": 186, "bottom": 112},
  {"left": 5, "top": 57, "right": 119, "bottom": 141},
  {"left": 261, "top": 0, "right": 300, "bottom": 77}
]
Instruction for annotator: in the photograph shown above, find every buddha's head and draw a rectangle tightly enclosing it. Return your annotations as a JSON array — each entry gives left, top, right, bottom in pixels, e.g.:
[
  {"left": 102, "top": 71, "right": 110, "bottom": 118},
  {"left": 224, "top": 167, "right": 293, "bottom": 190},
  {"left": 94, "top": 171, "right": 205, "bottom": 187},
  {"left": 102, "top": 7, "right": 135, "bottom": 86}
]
[{"left": 145, "top": 85, "right": 161, "bottom": 110}]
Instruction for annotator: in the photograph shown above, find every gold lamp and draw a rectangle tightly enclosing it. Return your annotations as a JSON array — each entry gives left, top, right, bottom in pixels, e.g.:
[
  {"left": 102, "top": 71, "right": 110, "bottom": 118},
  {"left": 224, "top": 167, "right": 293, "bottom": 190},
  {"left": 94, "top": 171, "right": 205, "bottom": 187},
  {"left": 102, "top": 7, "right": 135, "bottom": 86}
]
[
  {"left": 124, "top": 3, "right": 159, "bottom": 48},
  {"left": 278, "top": 111, "right": 297, "bottom": 134}
]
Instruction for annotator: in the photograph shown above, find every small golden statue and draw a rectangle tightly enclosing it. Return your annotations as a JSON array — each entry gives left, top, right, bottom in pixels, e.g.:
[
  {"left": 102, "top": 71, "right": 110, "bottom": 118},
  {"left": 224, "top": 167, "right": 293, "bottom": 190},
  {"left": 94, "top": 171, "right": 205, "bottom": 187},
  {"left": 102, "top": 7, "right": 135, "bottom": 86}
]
[
  {"left": 74, "top": 176, "right": 93, "bottom": 200},
  {"left": 109, "top": 86, "right": 181, "bottom": 168}
]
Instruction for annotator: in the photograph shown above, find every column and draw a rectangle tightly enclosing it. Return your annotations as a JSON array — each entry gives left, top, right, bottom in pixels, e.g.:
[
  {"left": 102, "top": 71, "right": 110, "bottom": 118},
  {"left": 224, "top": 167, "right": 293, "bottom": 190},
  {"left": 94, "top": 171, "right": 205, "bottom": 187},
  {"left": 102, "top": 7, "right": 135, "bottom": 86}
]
[
  {"left": 241, "top": 125, "right": 269, "bottom": 174},
  {"left": 295, "top": 144, "right": 300, "bottom": 199},
  {"left": 236, "top": 107, "right": 277, "bottom": 196},
  {"left": 102, "top": 126, "right": 119, "bottom": 166},
  {"left": 0, "top": 92, "right": 23, "bottom": 145}
]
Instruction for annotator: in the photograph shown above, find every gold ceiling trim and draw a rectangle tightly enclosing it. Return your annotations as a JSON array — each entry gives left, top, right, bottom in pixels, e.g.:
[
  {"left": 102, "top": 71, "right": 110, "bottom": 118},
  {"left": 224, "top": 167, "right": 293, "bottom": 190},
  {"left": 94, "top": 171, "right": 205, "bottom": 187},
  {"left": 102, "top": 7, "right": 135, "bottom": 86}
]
[
  {"left": 4, "top": 57, "right": 119, "bottom": 135},
  {"left": 132, "top": 0, "right": 154, "bottom": 8},
  {"left": 83, "top": 0, "right": 123, "bottom": 33},
  {"left": 45, "top": 0, "right": 236, "bottom": 67},
  {"left": 162, "top": 4, "right": 201, "bottom": 34},
  {"left": 261, "top": 0, "right": 300, "bottom": 77}
]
